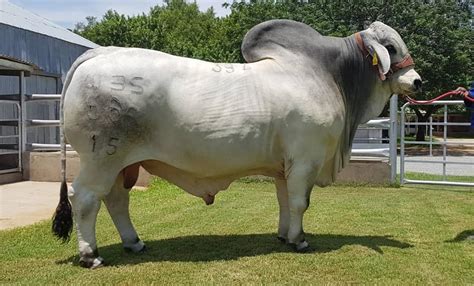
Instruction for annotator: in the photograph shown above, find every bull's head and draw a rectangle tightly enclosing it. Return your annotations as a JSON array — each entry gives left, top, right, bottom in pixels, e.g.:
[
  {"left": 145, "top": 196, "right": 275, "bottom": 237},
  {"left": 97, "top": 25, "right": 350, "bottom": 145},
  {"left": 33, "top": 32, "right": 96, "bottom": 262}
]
[{"left": 358, "top": 21, "right": 422, "bottom": 95}]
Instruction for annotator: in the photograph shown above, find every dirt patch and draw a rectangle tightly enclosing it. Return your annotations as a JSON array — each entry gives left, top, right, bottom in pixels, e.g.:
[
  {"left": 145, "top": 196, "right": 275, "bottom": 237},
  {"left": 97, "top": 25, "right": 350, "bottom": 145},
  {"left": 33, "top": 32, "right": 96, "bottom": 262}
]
[{"left": 0, "top": 181, "right": 59, "bottom": 230}]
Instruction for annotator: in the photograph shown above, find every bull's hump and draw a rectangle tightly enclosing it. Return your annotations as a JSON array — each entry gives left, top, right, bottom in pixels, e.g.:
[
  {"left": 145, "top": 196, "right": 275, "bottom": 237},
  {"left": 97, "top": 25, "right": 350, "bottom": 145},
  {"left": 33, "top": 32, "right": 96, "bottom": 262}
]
[{"left": 241, "top": 19, "right": 322, "bottom": 63}]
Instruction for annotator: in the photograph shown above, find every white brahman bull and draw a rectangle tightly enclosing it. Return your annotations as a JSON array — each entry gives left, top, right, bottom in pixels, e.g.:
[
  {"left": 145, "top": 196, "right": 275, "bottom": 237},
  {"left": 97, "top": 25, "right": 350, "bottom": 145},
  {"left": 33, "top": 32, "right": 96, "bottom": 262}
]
[{"left": 53, "top": 20, "right": 421, "bottom": 268}]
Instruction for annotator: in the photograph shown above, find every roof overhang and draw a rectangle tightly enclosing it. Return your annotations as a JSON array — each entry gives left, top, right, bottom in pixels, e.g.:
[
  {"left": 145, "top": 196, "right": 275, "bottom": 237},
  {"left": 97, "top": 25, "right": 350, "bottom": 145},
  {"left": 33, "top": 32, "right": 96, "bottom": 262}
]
[
  {"left": 0, "top": 1, "right": 99, "bottom": 49},
  {"left": 0, "top": 55, "right": 41, "bottom": 76}
]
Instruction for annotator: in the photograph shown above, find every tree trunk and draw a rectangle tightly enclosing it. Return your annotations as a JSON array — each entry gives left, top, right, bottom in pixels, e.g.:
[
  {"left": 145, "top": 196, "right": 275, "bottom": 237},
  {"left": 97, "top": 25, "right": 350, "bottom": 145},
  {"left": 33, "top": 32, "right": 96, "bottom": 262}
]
[
  {"left": 416, "top": 123, "right": 426, "bottom": 141},
  {"left": 413, "top": 106, "right": 440, "bottom": 141}
]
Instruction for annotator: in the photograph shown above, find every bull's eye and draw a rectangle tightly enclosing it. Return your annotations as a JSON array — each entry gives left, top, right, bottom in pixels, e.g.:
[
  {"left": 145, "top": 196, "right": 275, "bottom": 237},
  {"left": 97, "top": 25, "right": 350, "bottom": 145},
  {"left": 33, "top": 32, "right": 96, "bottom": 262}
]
[{"left": 385, "top": 44, "right": 397, "bottom": 55}]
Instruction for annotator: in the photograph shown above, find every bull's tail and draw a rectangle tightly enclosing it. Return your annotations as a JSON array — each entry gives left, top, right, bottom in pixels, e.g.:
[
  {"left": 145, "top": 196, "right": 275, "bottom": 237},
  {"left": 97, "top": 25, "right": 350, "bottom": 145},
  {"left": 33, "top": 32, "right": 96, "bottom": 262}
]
[
  {"left": 52, "top": 47, "right": 119, "bottom": 241},
  {"left": 52, "top": 180, "right": 73, "bottom": 242}
]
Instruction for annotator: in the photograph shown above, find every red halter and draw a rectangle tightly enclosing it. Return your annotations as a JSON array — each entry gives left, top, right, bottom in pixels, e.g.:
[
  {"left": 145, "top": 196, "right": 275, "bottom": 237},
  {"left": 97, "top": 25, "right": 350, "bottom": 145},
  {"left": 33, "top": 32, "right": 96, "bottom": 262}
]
[{"left": 354, "top": 32, "right": 415, "bottom": 80}]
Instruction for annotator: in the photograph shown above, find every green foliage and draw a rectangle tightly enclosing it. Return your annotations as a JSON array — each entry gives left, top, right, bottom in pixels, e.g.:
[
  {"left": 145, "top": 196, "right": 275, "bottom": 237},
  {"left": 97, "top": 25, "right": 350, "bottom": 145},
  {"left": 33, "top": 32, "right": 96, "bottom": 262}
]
[
  {"left": 75, "top": 0, "right": 220, "bottom": 61},
  {"left": 74, "top": 0, "right": 473, "bottom": 107}
]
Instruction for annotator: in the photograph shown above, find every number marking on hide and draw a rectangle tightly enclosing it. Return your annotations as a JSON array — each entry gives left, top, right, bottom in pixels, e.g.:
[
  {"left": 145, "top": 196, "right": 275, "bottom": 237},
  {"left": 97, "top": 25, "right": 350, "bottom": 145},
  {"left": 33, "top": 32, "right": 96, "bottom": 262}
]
[
  {"left": 212, "top": 63, "right": 222, "bottom": 72},
  {"left": 85, "top": 75, "right": 101, "bottom": 89},
  {"left": 91, "top": 135, "right": 97, "bottom": 152},
  {"left": 224, "top": 64, "right": 234, "bottom": 73},
  {"left": 107, "top": 137, "right": 119, "bottom": 155},
  {"left": 111, "top": 75, "right": 126, "bottom": 91},
  {"left": 87, "top": 104, "right": 98, "bottom": 120},
  {"left": 213, "top": 63, "right": 251, "bottom": 72},
  {"left": 110, "top": 75, "right": 144, "bottom": 94},
  {"left": 109, "top": 97, "right": 124, "bottom": 122},
  {"left": 130, "top": 77, "right": 144, "bottom": 94}
]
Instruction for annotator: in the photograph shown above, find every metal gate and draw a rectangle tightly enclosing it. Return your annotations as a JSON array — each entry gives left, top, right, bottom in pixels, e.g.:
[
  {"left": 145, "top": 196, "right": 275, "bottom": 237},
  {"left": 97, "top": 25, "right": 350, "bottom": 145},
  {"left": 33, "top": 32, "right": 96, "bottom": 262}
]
[
  {"left": 0, "top": 70, "right": 26, "bottom": 175},
  {"left": 400, "top": 100, "right": 474, "bottom": 187},
  {"left": 0, "top": 68, "right": 69, "bottom": 178},
  {"left": 0, "top": 99, "right": 21, "bottom": 174}
]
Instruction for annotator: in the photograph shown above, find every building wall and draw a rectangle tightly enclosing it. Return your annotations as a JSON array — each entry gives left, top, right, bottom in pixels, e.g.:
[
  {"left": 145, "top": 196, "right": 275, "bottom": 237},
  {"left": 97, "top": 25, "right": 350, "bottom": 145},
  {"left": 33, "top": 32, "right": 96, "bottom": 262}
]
[
  {"left": 0, "top": 23, "right": 94, "bottom": 146},
  {"left": 0, "top": 23, "right": 90, "bottom": 76}
]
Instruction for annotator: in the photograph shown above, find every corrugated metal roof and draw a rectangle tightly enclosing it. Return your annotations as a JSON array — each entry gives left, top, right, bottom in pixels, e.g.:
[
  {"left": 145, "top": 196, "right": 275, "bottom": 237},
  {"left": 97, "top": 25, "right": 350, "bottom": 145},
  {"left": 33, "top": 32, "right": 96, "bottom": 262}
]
[{"left": 0, "top": 0, "right": 99, "bottom": 48}]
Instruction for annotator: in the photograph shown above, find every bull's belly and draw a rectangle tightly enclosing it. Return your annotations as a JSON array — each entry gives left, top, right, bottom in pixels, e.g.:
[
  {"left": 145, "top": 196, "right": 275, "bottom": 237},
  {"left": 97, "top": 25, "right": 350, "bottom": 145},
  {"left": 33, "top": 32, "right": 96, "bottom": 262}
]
[{"left": 140, "top": 158, "right": 279, "bottom": 201}]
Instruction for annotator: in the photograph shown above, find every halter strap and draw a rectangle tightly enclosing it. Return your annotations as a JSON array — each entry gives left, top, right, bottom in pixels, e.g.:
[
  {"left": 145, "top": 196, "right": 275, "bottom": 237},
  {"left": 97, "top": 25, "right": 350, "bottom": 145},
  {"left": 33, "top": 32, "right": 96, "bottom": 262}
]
[{"left": 354, "top": 32, "right": 415, "bottom": 79}]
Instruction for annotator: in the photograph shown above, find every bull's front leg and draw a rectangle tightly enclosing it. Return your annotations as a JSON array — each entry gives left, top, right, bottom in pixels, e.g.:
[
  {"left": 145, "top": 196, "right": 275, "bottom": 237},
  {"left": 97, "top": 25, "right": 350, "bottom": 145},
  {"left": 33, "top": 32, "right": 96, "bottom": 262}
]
[
  {"left": 275, "top": 178, "right": 290, "bottom": 243},
  {"left": 286, "top": 163, "right": 314, "bottom": 252},
  {"left": 69, "top": 183, "right": 103, "bottom": 268}
]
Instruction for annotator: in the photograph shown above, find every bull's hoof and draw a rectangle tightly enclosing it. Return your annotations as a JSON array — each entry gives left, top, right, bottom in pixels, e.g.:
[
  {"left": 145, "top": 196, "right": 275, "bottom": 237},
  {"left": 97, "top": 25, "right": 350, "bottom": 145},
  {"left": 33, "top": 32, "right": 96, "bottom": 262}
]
[
  {"left": 79, "top": 256, "right": 104, "bottom": 269},
  {"left": 290, "top": 240, "right": 313, "bottom": 253},
  {"left": 124, "top": 240, "right": 146, "bottom": 253},
  {"left": 277, "top": 236, "right": 287, "bottom": 244}
]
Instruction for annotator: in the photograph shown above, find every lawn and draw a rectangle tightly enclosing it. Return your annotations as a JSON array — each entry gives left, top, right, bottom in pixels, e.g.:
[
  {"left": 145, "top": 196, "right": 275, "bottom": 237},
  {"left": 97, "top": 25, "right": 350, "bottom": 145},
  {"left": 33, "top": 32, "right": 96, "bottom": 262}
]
[{"left": 0, "top": 178, "right": 472, "bottom": 284}]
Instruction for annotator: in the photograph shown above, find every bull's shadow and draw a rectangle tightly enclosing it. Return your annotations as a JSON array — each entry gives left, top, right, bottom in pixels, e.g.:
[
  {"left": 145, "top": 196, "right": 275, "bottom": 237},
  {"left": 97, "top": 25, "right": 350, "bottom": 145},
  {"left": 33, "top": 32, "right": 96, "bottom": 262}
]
[{"left": 58, "top": 233, "right": 412, "bottom": 266}]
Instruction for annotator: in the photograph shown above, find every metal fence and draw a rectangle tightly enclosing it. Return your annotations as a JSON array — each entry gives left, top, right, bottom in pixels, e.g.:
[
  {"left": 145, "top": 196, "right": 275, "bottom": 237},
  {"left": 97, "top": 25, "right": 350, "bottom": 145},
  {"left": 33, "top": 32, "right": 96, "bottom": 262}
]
[
  {"left": 0, "top": 99, "right": 21, "bottom": 174},
  {"left": 23, "top": 93, "right": 72, "bottom": 151},
  {"left": 400, "top": 100, "right": 474, "bottom": 187}
]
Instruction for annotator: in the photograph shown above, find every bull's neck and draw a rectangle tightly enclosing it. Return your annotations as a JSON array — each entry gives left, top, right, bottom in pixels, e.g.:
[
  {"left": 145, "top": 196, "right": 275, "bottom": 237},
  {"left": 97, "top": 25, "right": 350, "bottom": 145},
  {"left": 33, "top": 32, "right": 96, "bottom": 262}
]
[
  {"left": 334, "top": 35, "right": 379, "bottom": 125},
  {"left": 322, "top": 34, "right": 381, "bottom": 164},
  {"left": 304, "top": 35, "right": 379, "bottom": 121}
]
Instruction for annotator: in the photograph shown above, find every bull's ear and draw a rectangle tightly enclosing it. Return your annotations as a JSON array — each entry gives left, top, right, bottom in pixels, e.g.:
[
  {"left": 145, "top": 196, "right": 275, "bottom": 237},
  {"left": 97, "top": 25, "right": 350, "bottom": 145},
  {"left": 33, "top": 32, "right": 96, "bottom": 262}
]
[{"left": 362, "top": 36, "right": 391, "bottom": 80}]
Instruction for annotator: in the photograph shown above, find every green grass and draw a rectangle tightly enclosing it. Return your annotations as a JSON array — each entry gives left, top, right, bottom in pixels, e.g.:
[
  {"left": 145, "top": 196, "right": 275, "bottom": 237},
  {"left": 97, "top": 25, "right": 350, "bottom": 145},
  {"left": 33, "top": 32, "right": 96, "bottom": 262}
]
[{"left": 1, "top": 178, "right": 473, "bottom": 284}]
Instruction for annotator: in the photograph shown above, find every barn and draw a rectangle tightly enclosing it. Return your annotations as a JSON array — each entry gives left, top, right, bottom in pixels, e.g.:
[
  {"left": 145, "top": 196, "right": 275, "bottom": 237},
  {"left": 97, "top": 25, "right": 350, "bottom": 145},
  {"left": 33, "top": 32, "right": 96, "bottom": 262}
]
[{"left": 0, "top": 0, "right": 98, "bottom": 182}]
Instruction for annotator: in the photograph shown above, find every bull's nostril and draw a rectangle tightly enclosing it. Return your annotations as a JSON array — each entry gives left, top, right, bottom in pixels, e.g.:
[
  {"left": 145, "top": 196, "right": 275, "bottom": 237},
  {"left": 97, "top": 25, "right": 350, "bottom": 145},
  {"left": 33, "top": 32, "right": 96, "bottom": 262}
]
[{"left": 414, "top": 79, "right": 422, "bottom": 90}]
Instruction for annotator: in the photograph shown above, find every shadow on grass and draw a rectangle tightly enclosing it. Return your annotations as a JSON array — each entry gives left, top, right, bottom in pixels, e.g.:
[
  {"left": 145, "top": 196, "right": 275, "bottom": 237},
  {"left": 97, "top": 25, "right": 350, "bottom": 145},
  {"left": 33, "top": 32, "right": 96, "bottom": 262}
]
[
  {"left": 57, "top": 233, "right": 412, "bottom": 266},
  {"left": 445, "top": 229, "right": 474, "bottom": 242}
]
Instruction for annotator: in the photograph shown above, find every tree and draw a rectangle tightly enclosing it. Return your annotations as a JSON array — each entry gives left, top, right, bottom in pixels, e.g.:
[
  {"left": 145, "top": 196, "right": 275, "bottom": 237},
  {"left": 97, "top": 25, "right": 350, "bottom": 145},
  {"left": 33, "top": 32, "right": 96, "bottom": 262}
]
[{"left": 74, "top": 0, "right": 219, "bottom": 60}]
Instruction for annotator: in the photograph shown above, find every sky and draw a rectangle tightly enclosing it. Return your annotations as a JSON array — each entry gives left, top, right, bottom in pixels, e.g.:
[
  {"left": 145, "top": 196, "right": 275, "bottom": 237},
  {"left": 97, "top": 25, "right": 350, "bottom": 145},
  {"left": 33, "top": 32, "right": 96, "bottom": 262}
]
[{"left": 9, "top": 0, "right": 232, "bottom": 29}]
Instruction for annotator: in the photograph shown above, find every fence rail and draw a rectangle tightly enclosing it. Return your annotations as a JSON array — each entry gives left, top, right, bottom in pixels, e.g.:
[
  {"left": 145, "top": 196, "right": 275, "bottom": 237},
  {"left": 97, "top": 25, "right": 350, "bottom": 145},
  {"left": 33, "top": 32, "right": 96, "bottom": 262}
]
[
  {"left": 27, "top": 119, "right": 60, "bottom": 128},
  {"left": 25, "top": 94, "right": 61, "bottom": 101}
]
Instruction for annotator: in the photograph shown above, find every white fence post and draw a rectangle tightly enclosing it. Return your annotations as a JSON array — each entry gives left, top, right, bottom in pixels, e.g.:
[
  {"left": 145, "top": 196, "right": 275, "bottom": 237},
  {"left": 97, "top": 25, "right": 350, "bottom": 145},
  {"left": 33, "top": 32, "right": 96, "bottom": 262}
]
[
  {"left": 389, "top": 94, "right": 398, "bottom": 183},
  {"left": 20, "top": 71, "right": 26, "bottom": 154}
]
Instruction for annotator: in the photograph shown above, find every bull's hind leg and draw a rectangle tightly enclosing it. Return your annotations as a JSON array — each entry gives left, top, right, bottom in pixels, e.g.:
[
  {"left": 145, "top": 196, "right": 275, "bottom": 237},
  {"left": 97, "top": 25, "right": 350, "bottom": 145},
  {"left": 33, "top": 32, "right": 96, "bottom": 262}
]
[
  {"left": 275, "top": 178, "right": 290, "bottom": 243},
  {"left": 103, "top": 169, "right": 145, "bottom": 253},
  {"left": 69, "top": 182, "right": 103, "bottom": 268},
  {"left": 69, "top": 166, "right": 117, "bottom": 268}
]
